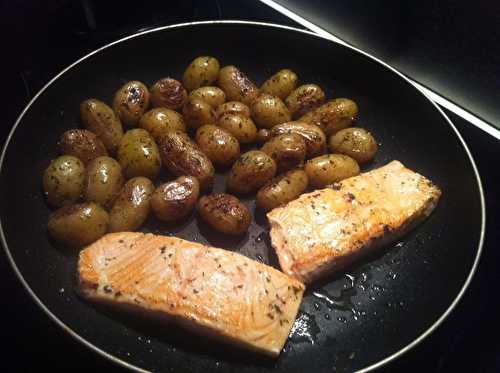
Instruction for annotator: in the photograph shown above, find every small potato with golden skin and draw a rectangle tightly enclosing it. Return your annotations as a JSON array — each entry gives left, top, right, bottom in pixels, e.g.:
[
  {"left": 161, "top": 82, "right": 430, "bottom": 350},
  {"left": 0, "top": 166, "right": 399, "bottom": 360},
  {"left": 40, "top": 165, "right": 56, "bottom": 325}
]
[
  {"left": 85, "top": 156, "right": 124, "bottom": 208},
  {"left": 285, "top": 84, "right": 326, "bottom": 118},
  {"left": 113, "top": 81, "right": 150, "bottom": 126},
  {"left": 182, "top": 97, "right": 216, "bottom": 130},
  {"left": 251, "top": 94, "right": 291, "bottom": 129},
  {"left": 261, "top": 133, "right": 307, "bottom": 173},
  {"left": 256, "top": 169, "right": 309, "bottom": 211},
  {"left": 195, "top": 125, "right": 240, "bottom": 167},
  {"left": 48, "top": 202, "right": 109, "bottom": 247},
  {"left": 157, "top": 131, "right": 215, "bottom": 191},
  {"left": 117, "top": 129, "right": 161, "bottom": 180},
  {"left": 80, "top": 99, "right": 124, "bottom": 154},
  {"left": 138, "top": 108, "right": 186, "bottom": 140},
  {"left": 329, "top": 127, "right": 378, "bottom": 163},
  {"left": 218, "top": 114, "right": 257, "bottom": 144},
  {"left": 151, "top": 176, "right": 200, "bottom": 222},
  {"left": 189, "top": 86, "right": 226, "bottom": 108},
  {"left": 183, "top": 56, "right": 220, "bottom": 91},
  {"left": 109, "top": 177, "right": 154, "bottom": 232},
  {"left": 227, "top": 150, "right": 277, "bottom": 194},
  {"left": 197, "top": 193, "right": 251, "bottom": 235},
  {"left": 305, "top": 154, "right": 360, "bottom": 188},
  {"left": 300, "top": 98, "right": 358, "bottom": 135},
  {"left": 217, "top": 65, "right": 259, "bottom": 105},
  {"left": 270, "top": 121, "right": 327, "bottom": 158},
  {"left": 260, "top": 69, "right": 298, "bottom": 99},
  {"left": 59, "top": 129, "right": 108, "bottom": 165},
  {"left": 43, "top": 155, "right": 85, "bottom": 207},
  {"left": 215, "top": 101, "right": 251, "bottom": 119},
  {"left": 150, "top": 77, "right": 188, "bottom": 110}
]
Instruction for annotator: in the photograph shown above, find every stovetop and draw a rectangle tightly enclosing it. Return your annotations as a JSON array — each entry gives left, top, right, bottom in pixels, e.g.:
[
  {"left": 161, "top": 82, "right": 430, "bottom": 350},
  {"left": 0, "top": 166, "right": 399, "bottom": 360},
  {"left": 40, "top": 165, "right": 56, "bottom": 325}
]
[{"left": 1, "top": 1, "right": 499, "bottom": 372}]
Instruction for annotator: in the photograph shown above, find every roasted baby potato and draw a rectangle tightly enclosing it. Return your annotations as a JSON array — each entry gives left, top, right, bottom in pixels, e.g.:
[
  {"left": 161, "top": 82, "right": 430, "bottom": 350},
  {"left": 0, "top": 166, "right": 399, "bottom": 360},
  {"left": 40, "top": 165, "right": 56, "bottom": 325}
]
[
  {"left": 215, "top": 101, "right": 251, "bottom": 119},
  {"left": 151, "top": 176, "right": 200, "bottom": 222},
  {"left": 300, "top": 98, "right": 358, "bottom": 135},
  {"left": 261, "top": 133, "right": 307, "bottom": 173},
  {"left": 256, "top": 128, "right": 271, "bottom": 144},
  {"left": 59, "top": 129, "right": 108, "bottom": 165},
  {"left": 329, "top": 127, "right": 378, "bottom": 163},
  {"left": 256, "top": 169, "right": 309, "bottom": 211},
  {"left": 182, "top": 97, "right": 216, "bottom": 130},
  {"left": 305, "top": 154, "right": 360, "bottom": 188},
  {"left": 260, "top": 69, "right": 298, "bottom": 99},
  {"left": 197, "top": 193, "right": 251, "bottom": 235},
  {"left": 183, "top": 56, "right": 220, "bottom": 91},
  {"left": 109, "top": 177, "right": 154, "bottom": 232},
  {"left": 157, "top": 131, "right": 215, "bottom": 191},
  {"left": 270, "top": 121, "right": 326, "bottom": 158},
  {"left": 285, "top": 84, "right": 326, "bottom": 118},
  {"left": 48, "top": 202, "right": 109, "bottom": 247},
  {"left": 138, "top": 107, "right": 186, "bottom": 140},
  {"left": 150, "top": 77, "right": 188, "bottom": 110},
  {"left": 251, "top": 94, "right": 291, "bottom": 129},
  {"left": 80, "top": 98, "right": 124, "bottom": 154},
  {"left": 227, "top": 150, "right": 277, "bottom": 194},
  {"left": 218, "top": 114, "right": 257, "bottom": 144},
  {"left": 43, "top": 155, "right": 85, "bottom": 207},
  {"left": 112, "top": 81, "right": 150, "bottom": 126},
  {"left": 117, "top": 129, "right": 161, "bottom": 180},
  {"left": 195, "top": 125, "right": 240, "bottom": 167},
  {"left": 189, "top": 86, "right": 226, "bottom": 108},
  {"left": 85, "top": 156, "right": 124, "bottom": 208},
  {"left": 217, "top": 65, "right": 259, "bottom": 105}
]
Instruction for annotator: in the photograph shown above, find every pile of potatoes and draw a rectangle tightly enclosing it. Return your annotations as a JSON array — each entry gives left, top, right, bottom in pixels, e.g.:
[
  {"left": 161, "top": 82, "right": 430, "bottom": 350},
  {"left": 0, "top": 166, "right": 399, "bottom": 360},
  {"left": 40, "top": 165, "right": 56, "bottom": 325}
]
[{"left": 43, "top": 56, "right": 378, "bottom": 247}]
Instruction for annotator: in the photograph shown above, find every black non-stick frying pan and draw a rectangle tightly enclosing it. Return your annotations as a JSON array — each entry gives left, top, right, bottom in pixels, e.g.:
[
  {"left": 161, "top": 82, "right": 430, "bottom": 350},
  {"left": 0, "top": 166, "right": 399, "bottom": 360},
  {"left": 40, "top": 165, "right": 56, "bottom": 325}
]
[{"left": 0, "top": 21, "right": 484, "bottom": 372}]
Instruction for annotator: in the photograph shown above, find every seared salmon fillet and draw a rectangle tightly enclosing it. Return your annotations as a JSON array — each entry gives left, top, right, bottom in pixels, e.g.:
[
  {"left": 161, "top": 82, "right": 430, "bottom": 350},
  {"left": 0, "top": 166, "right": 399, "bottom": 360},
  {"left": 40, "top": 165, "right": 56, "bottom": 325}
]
[
  {"left": 267, "top": 161, "right": 441, "bottom": 283},
  {"left": 78, "top": 232, "right": 305, "bottom": 357}
]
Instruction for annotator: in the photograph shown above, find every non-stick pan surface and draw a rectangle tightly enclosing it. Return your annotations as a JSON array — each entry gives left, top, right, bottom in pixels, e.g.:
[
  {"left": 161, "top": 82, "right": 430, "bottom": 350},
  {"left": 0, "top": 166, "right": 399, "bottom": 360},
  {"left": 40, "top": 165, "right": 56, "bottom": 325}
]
[{"left": 0, "top": 21, "right": 484, "bottom": 372}]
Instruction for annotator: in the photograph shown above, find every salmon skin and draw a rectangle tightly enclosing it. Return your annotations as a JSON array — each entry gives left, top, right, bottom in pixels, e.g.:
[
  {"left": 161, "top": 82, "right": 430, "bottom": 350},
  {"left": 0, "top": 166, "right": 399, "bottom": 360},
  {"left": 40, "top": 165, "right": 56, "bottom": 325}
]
[
  {"left": 267, "top": 160, "right": 441, "bottom": 283},
  {"left": 78, "top": 232, "right": 305, "bottom": 357}
]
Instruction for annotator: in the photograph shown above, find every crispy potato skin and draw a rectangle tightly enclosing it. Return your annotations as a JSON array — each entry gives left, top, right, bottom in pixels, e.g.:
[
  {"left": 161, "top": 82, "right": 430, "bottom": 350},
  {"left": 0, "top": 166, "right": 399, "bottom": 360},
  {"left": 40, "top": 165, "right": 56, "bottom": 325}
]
[
  {"left": 43, "top": 155, "right": 85, "bottom": 207},
  {"left": 305, "top": 154, "right": 360, "bottom": 188},
  {"left": 329, "top": 127, "right": 378, "bottom": 163},
  {"left": 227, "top": 150, "right": 277, "bottom": 194},
  {"left": 112, "top": 81, "right": 150, "bottom": 126},
  {"left": 256, "top": 169, "right": 309, "bottom": 211},
  {"left": 151, "top": 176, "right": 200, "bottom": 222},
  {"left": 183, "top": 56, "right": 220, "bottom": 91},
  {"left": 217, "top": 65, "right": 259, "bottom": 105},
  {"left": 197, "top": 193, "right": 251, "bottom": 235}
]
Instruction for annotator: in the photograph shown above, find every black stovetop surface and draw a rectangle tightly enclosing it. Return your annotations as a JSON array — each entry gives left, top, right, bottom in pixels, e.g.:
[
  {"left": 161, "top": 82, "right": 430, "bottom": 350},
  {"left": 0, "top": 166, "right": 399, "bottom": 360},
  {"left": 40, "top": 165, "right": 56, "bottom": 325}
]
[{"left": 1, "top": 1, "right": 499, "bottom": 372}]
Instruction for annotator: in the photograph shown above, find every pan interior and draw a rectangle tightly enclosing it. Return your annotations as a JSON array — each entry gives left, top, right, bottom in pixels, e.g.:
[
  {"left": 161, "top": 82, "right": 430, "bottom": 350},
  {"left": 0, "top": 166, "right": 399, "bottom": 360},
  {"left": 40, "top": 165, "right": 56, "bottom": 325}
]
[{"left": 0, "top": 23, "right": 482, "bottom": 373}]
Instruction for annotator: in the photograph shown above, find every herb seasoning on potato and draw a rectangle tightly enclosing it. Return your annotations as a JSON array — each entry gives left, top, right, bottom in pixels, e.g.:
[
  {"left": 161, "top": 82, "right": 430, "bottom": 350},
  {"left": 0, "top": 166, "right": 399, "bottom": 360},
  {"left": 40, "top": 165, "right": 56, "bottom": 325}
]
[
  {"left": 112, "top": 81, "right": 150, "bottom": 126},
  {"left": 305, "top": 154, "right": 360, "bottom": 188},
  {"left": 151, "top": 176, "right": 200, "bottom": 222},
  {"left": 217, "top": 65, "right": 259, "bottom": 105},
  {"left": 261, "top": 133, "right": 307, "bottom": 173},
  {"left": 183, "top": 97, "right": 216, "bottom": 130},
  {"left": 138, "top": 107, "right": 186, "bottom": 140},
  {"left": 150, "top": 77, "right": 188, "bottom": 110},
  {"left": 285, "top": 84, "right": 326, "bottom": 118},
  {"left": 227, "top": 150, "right": 277, "bottom": 194},
  {"left": 182, "top": 56, "right": 220, "bottom": 91},
  {"left": 251, "top": 94, "right": 291, "bottom": 129},
  {"left": 43, "top": 155, "right": 85, "bottom": 207},
  {"left": 117, "top": 129, "right": 161, "bottom": 180},
  {"left": 270, "top": 121, "right": 326, "bottom": 158},
  {"left": 157, "top": 131, "right": 215, "bottom": 191},
  {"left": 215, "top": 101, "right": 251, "bottom": 119},
  {"left": 218, "top": 114, "right": 257, "bottom": 144},
  {"left": 80, "top": 98, "right": 124, "bottom": 154},
  {"left": 260, "top": 69, "right": 298, "bottom": 99},
  {"left": 256, "top": 169, "right": 309, "bottom": 211},
  {"left": 189, "top": 86, "right": 226, "bottom": 108},
  {"left": 195, "top": 125, "right": 240, "bottom": 167},
  {"left": 300, "top": 98, "right": 358, "bottom": 135},
  {"left": 329, "top": 127, "right": 378, "bottom": 163},
  {"left": 59, "top": 129, "right": 108, "bottom": 165},
  {"left": 84, "top": 156, "right": 124, "bottom": 208},
  {"left": 109, "top": 177, "right": 154, "bottom": 232},
  {"left": 197, "top": 193, "right": 251, "bottom": 235}
]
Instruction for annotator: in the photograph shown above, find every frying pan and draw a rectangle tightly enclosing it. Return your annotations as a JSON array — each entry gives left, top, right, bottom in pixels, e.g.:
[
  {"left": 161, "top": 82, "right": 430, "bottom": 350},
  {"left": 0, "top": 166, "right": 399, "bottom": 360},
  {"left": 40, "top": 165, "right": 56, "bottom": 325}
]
[{"left": 0, "top": 21, "right": 484, "bottom": 372}]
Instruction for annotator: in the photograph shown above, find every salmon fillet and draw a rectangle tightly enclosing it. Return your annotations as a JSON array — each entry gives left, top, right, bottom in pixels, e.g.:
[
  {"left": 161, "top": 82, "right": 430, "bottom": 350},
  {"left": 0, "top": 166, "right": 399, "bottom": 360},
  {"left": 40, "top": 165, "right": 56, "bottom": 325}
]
[
  {"left": 77, "top": 232, "right": 305, "bottom": 357},
  {"left": 267, "top": 160, "right": 441, "bottom": 283}
]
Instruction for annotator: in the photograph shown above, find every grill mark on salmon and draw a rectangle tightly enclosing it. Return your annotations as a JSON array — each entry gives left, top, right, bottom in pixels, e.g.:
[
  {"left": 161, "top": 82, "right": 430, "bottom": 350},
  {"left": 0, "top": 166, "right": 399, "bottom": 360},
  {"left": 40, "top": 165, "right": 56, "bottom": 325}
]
[
  {"left": 267, "top": 160, "right": 441, "bottom": 283},
  {"left": 77, "top": 232, "right": 305, "bottom": 357}
]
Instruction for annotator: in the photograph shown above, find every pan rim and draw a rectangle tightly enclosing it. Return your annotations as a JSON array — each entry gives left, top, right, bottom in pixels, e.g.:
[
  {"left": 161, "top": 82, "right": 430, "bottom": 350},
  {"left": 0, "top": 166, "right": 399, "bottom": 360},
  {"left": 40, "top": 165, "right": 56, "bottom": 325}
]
[{"left": 0, "top": 20, "right": 485, "bottom": 373}]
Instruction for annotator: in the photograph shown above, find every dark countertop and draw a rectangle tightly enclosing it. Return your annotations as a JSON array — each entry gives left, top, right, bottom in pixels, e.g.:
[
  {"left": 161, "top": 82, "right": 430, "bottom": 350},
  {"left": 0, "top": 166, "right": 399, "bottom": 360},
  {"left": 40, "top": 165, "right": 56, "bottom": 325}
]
[{"left": 1, "top": 1, "right": 499, "bottom": 372}]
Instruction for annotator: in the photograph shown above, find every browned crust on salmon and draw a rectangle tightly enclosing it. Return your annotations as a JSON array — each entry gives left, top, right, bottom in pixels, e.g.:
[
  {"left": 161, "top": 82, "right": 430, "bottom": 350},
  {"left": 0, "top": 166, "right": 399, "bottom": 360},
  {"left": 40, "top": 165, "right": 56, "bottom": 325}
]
[
  {"left": 77, "top": 232, "right": 304, "bottom": 357},
  {"left": 267, "top": 160, "right": 441, "bottom": 283}
]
